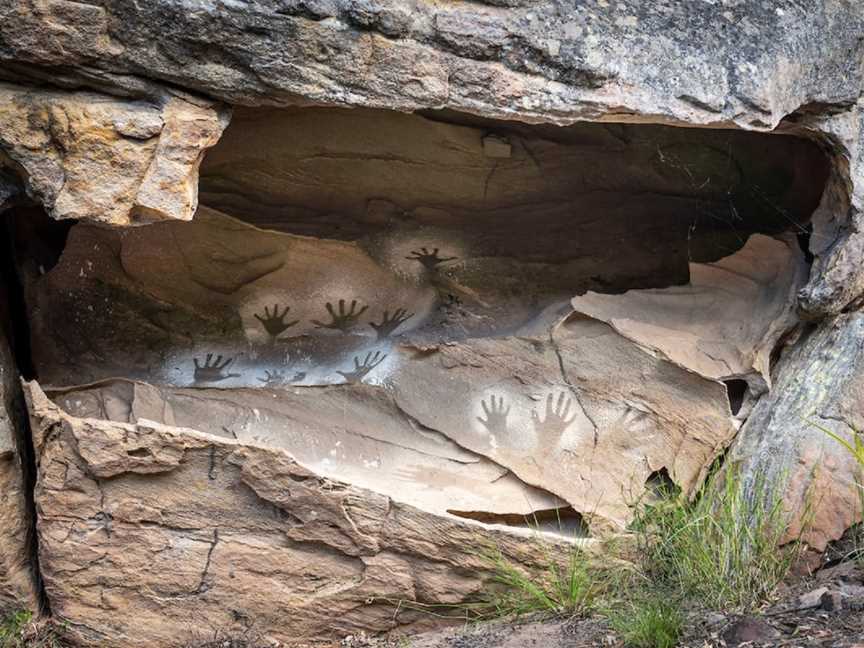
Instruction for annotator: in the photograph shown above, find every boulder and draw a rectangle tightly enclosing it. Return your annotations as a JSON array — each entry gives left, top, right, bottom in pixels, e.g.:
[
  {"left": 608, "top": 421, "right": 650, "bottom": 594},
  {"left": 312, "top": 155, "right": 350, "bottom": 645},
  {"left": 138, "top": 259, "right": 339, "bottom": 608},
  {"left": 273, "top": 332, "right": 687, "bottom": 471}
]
[{"left": 0, "top": 82, "right": 229, "bottom": 225}]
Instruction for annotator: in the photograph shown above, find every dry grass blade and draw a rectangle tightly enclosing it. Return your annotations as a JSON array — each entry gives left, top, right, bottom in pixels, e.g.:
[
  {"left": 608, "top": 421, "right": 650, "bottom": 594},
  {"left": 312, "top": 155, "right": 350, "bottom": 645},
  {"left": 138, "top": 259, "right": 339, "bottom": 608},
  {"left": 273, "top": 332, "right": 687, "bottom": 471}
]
[
  {"left": 0, "top": 611, "right": 64, "bottom": 648},
  {"left": 633, "top": 465, "right": 798, "bottom": 612}
]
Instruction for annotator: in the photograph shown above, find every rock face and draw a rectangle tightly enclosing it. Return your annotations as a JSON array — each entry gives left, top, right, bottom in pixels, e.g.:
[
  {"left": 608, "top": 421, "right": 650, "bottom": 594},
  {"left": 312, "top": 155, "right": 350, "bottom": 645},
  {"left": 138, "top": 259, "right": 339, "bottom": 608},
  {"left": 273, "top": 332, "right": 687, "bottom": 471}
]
[
  {"left": 0, "top": 291, "right": 34, "bottom": 614},
  {"left": 2, "top": 1, "right": 862, "bottom": 126},
  {"left": 1, "top": 0, "right": 864, "bottom": 645},
  {"left": 730, "top": 314, "right": 864, "bottom": 551},
  {"left": 0, "top": 82, "right": 229, "bottom": 225},
  {"left": 21, "top": 111, "right": 817, "bottom": 533},
  {"left": 26, "top": 381, "right": 569, "bottom": 646}
]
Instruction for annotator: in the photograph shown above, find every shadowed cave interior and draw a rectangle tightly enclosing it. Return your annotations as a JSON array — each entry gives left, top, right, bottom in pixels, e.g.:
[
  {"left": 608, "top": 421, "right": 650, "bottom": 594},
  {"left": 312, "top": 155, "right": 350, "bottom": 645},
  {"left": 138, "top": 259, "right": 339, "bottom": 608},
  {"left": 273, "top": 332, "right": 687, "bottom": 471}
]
[{"left": 4, "top": 106, "right": 831, "bottom": 537}]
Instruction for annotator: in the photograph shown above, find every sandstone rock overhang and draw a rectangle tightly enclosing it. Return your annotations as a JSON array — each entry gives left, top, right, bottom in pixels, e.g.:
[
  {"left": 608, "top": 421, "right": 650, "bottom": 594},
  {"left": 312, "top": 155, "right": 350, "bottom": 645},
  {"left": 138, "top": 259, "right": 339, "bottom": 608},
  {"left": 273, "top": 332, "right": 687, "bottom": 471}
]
[
  {"left": 3, "top": 1, "right": 862, "bottom": 128},
  {"left": 12, "top": 105, "right": 830, "bottom": 538},
  {"left": 1, "top": 1, "right": 864, "bottom": 645},
  {"left": 2, "top": 1, "right": 864, "bottom": 313}
]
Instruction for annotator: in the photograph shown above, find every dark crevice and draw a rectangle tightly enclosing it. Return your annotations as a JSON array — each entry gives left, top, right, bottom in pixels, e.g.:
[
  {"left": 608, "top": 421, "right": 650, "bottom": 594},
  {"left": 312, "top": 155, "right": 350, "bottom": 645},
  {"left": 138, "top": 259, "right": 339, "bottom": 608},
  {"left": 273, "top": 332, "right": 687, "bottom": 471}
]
[
  {"left": 6, "top": 207, "right": 73, "bottom": 284},
  {"left": 841, "top": 293, "right": 864, "bottom": 314},
  {"left": 1, "top": 215, "right": 35, "bottom": 379},
  {"left": 447, "top": 506, "right": 590, "bottom": 538},
  {"left": 821, "top": 520, "right": 864, "bottom": 568},
  {"left": 644, "top": 467, "right": 681, "bottom": 499},
  {"left": 723, "top": 379, "right": 749, "bottom": 417},
  {"left": 797, "top": 222, "right": 815, "bottom": 264},
  {"left": 0, "top": 212, "right": 50, "bottom": 615}
]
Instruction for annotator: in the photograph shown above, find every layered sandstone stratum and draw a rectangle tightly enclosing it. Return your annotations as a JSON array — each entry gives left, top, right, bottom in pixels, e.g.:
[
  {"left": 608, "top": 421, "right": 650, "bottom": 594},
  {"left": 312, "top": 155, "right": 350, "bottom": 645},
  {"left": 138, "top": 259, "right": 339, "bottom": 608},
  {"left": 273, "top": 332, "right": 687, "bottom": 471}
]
[{"left": 1, "top": 1, "right": 864, "bottom": 645}]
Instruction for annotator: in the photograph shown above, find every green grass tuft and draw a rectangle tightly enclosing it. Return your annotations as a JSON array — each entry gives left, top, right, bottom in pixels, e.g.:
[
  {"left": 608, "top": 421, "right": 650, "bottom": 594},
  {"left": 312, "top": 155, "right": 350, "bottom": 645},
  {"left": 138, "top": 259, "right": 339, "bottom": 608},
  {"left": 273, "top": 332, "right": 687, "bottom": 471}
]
[
  {"left": 633, "top": 464, "right": 797, "bottom": 611},
  {"left": 811, "top": 419, "right": 864, "bottom": 468},
  {"left": 608, "top": 596, "right": 683, "bottom": 648},
  {"left": 391, "top": 463, "right": 800, "bottom": 641},
  {"left": 0, "top": 610, "right": 34, "bottom": 648},
  {"left": 474, "top": 542, "right": 600, "bottom": 619},
  {"left": 0, "top": 610, "right": 65, "bottom": 648},
  {"left": 0, "top": 610, "right": 31, "bottom": 648}
]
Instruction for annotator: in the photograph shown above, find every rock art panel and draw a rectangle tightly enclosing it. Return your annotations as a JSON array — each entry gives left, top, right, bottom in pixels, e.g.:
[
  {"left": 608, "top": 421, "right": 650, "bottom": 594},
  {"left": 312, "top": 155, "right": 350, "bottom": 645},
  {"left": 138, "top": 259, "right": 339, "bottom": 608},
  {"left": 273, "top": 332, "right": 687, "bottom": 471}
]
[
  {"left": 0, "top": 82, "right": 229, "bottom": 225},
  {"left": 389, "top": 317, "right": 735, "bottom": 533},
  {"left": 50, "top": 379, "right": 565, "bottom": 522},
  {"left": 26, "top": 381, "right": 574, "bottom": 647},
  {"left": 26, "top": 206, "right": 439, "bottom": 389},
  {"left": 21, "top": 195, "right": 806, "bottom": 533}
]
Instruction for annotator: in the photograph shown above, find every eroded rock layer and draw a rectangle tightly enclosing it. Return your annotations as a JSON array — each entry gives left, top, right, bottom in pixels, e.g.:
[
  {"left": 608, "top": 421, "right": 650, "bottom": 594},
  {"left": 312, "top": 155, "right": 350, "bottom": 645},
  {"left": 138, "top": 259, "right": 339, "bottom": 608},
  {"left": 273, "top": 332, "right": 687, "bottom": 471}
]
[
  {"left": 27, "top": 382, "right": 571, "bottom": 647},
  {"left": 0, "top": 82, "right": 228, "bottom": 225}
]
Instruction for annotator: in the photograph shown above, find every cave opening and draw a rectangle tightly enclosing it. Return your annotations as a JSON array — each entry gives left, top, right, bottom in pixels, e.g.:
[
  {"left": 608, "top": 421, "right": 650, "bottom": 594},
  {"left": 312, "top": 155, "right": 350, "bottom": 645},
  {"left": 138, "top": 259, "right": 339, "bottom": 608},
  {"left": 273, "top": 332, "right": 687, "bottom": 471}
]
[
  {"left": 199, "top": 107, "right": 829, "bottom": 302},
  {"left": 447, "top": 506, "right": 590, "bottom": 538},
  {"left": 723, "top": 379, "right": 750, "bottom": 417},
  {"left": 3, "top": 105, "right": 832, "bottom": 536}
]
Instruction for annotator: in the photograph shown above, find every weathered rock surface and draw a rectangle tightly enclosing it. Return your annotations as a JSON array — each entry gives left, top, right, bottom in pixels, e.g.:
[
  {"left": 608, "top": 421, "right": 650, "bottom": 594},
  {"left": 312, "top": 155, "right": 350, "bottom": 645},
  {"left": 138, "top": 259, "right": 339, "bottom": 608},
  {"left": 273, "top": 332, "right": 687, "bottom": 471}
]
[
  {"left": 0, "top": 82, "right": 228, "bottom": 225},
  {"left": 730, "top": 313, "right": 864, "bottom": 551},
  {"left": 0, "top": 305, "right": 34, "bottom": 613},
  {"left": 3, "top": 1, "right": 862, "bottom": 128},
  {"left": 795, "top": 106, "right": 864, "bottom": 318},
  {"left": 26, "top": 381, "right": 572, "bottom": 647}
]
